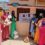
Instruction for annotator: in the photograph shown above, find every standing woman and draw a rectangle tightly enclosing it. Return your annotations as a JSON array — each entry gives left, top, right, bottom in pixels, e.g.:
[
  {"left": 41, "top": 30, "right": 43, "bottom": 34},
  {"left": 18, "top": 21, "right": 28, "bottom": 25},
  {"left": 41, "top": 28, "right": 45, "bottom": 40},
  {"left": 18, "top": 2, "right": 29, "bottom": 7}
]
[
  {"left": 30, "top": 14, "right": 37, "bottom": 38},
  {"left": 10, "top": 11, "right": 16, "bottom": 39},
  {"left": 2, "top": 11, "right": 11, "bottom": 41}
]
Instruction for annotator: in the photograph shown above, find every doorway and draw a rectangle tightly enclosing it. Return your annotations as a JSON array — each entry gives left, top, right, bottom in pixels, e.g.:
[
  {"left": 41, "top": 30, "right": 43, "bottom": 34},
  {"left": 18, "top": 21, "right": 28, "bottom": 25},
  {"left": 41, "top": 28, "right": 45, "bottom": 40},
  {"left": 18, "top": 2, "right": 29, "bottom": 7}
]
[
  {"left": 17, "top": 8, "right": 30, "bottom": 21},
  {"left": 36, "top": 9, "right": 45, "bottom": 20}
]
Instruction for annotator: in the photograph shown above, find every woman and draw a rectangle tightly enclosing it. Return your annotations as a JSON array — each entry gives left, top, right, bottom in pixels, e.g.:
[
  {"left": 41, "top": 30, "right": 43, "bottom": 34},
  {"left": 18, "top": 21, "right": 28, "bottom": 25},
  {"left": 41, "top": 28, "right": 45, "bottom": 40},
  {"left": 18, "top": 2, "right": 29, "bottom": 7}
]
[
  {"left": 10, "top": 11, "right": 16, "bottom": 39},
  {"left": 34, "top": 13, "right": 43, "bottom": 44},
  {"left": 2, "top": 12, "right": 11, "bottom": 41},
  {"left": 39, "top": 18, "right": 45, "bottom": 45},
  {"left": 30, "top": 14, "right": 38, "bottom": 39},
  {"left": 34, "top": 19, "right": 42, "bottom": 44}
]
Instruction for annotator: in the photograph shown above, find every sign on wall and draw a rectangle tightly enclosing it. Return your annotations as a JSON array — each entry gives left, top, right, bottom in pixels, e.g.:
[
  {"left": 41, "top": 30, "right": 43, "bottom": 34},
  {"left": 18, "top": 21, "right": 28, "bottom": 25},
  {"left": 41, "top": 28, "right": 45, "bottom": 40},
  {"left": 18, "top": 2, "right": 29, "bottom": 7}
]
[{"left": 19, "top": 13, "right": 30, "bottom": 22}]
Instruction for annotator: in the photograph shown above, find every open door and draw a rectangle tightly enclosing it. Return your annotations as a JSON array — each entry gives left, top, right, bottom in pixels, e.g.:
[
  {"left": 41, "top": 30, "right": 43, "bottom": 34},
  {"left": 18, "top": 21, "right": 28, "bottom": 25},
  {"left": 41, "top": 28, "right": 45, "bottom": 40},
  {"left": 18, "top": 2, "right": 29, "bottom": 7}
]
[{"left": 36, "top": 9, "right": 45, "bottom": 20}]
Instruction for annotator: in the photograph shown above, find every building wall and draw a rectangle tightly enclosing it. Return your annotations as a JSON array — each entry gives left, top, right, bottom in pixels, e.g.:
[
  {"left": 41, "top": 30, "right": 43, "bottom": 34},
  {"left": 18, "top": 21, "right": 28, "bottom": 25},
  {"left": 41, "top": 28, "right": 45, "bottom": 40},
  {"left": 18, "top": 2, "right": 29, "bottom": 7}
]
[
  {"left": 10, "top": 0, "right": 45, "bottom": 6},
  {"left": 10, "top": 0, "right": 36, "bottom": 6},
  {"left": 9, "top": 6, "right": 17, "bottom": 17},
  {"left": 9, "top": 0, "right": 45, "bottom": 34}
]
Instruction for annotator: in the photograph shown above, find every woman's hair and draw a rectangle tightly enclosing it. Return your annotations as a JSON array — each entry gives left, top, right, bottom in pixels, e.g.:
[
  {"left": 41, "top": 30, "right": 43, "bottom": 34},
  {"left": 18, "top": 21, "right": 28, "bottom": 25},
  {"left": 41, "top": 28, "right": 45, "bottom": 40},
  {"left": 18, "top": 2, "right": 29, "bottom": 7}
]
[
  {"left": 3, "top": 10, "right": 5, "bottom": 13},
  {"left": 12, "top": 11, "right": 15, "bottom": 15},
  {"left": 11, "top": 10, "right": 16, "bottom": 18},
  {"left": 7, "top": 12, "right": 9, "bottom": 14},
  {"left": 3, "top": 10, "right": 6, "bottom": 15}
]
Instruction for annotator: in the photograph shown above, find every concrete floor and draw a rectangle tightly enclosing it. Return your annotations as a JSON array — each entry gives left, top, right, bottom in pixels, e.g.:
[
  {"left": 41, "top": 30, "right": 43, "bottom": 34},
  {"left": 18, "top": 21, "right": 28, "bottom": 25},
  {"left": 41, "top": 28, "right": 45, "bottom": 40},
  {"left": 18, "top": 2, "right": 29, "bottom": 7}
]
[
  {"left": 1, "top": 31, "right": 31, "bottom": 45},
  {"left": 2, "top": 40, "right": 30, "bottom": 45}
]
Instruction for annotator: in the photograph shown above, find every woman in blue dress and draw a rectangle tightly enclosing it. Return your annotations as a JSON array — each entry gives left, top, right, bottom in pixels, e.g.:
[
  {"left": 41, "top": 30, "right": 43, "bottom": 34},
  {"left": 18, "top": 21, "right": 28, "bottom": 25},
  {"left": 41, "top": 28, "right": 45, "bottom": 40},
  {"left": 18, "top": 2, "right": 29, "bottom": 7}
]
[{"left": 30, "top": 14, "right": 38, "bottom": 38}]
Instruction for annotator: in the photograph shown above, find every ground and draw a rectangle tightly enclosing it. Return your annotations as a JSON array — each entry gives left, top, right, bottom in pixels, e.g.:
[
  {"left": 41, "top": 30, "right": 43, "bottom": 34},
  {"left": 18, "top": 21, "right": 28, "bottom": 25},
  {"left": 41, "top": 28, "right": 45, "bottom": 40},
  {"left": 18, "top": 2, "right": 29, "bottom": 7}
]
[{"left": 2, "top": 40, "right": 30, "bottom": 45}]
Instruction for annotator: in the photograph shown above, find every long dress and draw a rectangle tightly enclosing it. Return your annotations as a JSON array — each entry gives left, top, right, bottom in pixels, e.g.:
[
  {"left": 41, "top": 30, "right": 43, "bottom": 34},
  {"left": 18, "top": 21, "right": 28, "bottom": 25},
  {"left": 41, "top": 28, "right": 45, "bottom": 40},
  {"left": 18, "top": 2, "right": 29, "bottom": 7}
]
[
  {"left": 2, "top": 14, "right": 11, "bottom": 41},
  {"left": 10, "top": 16, "right": 16, "bottom": 39},
  {"left": 39, "top": 26, "right": 45, "bottom": 45},
  {"left": 34, "top": 19, "right": 42, "bottom": 43},
  {"left": 30, "top": 18, "right": 37, "bottom": 38},
  {"left": 2, "top": 25, "right": 9, "bottom": 40},
  {"left": 2, "top": 17, "right": 10, "bottom": 41},
  {"left": 34, "top": 27, "right": 39, "bottom": 43},
  {"left": 39, "top": 20, "right": 45, "bottom": 45}
]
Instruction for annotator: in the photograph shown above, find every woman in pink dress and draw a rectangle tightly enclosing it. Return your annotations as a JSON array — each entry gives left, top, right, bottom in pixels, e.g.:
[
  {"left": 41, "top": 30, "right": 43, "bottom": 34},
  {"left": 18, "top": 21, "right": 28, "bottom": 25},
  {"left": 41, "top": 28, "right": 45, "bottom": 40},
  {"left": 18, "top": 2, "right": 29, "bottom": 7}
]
[
  {"left": 39, "top": 18, "right": 45, "bottom": 45},
  {"left": 2, "top": 11, "right": 9, "bottom": 41}
]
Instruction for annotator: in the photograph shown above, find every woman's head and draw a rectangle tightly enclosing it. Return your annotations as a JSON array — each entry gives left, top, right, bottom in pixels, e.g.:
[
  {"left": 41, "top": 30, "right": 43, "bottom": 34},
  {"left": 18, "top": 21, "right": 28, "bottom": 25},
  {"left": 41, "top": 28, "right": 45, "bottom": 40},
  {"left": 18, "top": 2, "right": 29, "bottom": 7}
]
[
  {"left": 3, "top": 10, "right": 5, "bottom": 13},
  {"left": 39, "top": 13, "right": 43, "bottom": 17},
  {"left": 3, "top": 10, "right": 6, "bottom": 15},
  {"left": 11, "top": 10, "right": 15, "bottom": 15},
  {"left": 7, "top": 12, "right": 9, "bottom": 16}
]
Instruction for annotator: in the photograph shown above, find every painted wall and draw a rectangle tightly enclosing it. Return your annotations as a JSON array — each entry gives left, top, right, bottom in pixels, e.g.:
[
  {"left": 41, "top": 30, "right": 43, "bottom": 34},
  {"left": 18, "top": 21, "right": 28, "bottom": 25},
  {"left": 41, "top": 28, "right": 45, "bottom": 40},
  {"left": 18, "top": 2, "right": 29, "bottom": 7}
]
[
  {"left": 9, "top": 0, "right": 45, "bottom": 34},
  {"left": 10, "top": 0, "right": 36, "bottom": 6},
  {"left": 16, "top": 21, "right": 29, "bottom": 36}
]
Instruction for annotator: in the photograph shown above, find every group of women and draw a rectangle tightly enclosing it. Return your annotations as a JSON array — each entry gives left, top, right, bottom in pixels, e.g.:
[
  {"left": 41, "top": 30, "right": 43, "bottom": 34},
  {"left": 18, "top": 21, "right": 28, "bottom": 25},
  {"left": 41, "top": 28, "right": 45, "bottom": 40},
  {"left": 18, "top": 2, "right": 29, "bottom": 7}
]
[
  {"left": 0, "top": 10, "right": 16, "bottom": 41},
  {"left": 30, "top": 13, "right": 45, "bottom": 45},
  {"left": 0, "top": 9, "right": 45, "bottom": 45}
]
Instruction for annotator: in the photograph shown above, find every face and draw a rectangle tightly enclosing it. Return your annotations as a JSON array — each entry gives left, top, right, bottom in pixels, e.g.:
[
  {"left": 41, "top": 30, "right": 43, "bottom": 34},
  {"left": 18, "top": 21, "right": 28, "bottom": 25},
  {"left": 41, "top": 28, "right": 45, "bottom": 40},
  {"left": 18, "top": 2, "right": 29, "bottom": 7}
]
[{"left": 39, "top": 13, "right": 43, "bottom": 17}]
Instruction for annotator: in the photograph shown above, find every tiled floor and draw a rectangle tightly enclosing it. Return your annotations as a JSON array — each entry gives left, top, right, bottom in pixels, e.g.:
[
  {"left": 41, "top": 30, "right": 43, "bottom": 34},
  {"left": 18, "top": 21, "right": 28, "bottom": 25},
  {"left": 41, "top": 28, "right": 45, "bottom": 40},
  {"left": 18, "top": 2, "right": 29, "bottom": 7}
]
[{"left": 2, "top": 40, "right": 30, "bottom": 45}]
